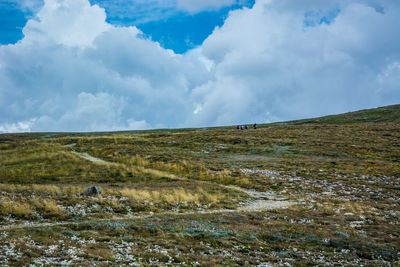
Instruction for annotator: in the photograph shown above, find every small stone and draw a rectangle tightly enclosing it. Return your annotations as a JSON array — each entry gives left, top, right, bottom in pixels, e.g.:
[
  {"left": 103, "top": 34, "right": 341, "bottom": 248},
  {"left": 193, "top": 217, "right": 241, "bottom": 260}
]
[
  {"left": 82, "top": 186, "right": 102, "bottom": 196},
  {"left": 335, "top": 231, "right": 349, "bottom": 238}
]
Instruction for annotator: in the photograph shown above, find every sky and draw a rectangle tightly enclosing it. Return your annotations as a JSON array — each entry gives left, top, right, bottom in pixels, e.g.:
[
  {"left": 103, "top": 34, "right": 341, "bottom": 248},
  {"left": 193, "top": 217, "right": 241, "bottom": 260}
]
[{"left": 0, "top": 0, "right": 399, "bottom": 133}]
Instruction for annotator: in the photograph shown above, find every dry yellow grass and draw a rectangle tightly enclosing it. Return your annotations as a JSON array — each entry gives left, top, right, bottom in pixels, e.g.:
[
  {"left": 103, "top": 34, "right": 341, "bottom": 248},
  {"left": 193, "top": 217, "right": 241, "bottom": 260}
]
[
  {"left": 0, "top": 184, "right": 84, "bottom": 197},
  {"left": 0, "top": 200, "right": 32, "bottom": 218},
  {"left": 31, "top": 184, "right": 61, "bottom": 196},
  {"left": 31, "top": 198, "right": 65, "bottom": 218},
  {"left": 119, "top": 187, "right": 220, "bottom": 204},
  {"left": 0, "top": 184, "right": 223, "bottom": 210},
  {"left": 120, "top": 188, "right": 152, "bottom": 202},
  {"left": 321, "top": 203, "right": 336, "bottom": 216},
  {"left": 163, "top": 189, "right": 200, "bottom": 203},
  {"left": 127, "top": 154, "right": 150, "bottom": 167},
  {"left": 139, "top": 167, "right": 177, "bottom": 179},
  {"left": 341, "top": 201, "right": 366, "bottom": 215},
  {"left": 0, "top": 184, "right": 30, "bottom": 193},
  {"left": 95, "top": 195, "right": 123, "bottom": 211}
]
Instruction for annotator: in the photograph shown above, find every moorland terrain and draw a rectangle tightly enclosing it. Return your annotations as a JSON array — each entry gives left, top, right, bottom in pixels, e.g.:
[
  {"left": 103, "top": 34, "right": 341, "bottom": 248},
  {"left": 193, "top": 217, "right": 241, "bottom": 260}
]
[{"left": 0, "top": 105, "right": 399, "bottom": 266}]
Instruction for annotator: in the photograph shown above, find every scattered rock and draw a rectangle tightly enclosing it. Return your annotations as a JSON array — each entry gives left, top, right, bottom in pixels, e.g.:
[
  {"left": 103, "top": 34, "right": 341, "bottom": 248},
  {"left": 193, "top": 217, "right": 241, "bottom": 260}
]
[
  {"left": 82, "top": 186, "right": 102, "bottom": 196},
  {"left": 257, "top": 263, "right": 273, "bottom": 267},
  {"left": 335, "top": 231, "right": 349, "bottom": 238},
  {"left": 63, "top": 231, "right": 79, "bottom": 238}
]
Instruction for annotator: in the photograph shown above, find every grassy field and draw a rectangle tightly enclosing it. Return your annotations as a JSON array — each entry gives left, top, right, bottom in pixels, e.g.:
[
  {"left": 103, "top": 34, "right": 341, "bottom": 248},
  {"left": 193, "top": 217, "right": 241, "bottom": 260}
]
[{"left": 0, "top": 104, "right": 399, "bottom": 266}]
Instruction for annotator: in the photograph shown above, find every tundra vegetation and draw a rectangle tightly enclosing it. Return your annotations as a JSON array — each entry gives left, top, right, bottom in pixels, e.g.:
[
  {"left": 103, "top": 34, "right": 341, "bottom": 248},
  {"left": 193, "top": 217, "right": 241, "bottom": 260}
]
[{"left": 0, "top": 105, "right": 399, "bottom": 266}]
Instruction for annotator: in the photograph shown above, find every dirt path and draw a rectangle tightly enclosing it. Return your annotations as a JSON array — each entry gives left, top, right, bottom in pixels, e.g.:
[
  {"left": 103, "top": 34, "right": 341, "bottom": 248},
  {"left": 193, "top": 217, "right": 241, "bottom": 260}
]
[
  {"left": 1, "top": 149, "right": 296, "bottom": 232},
  {"left": 70, "top": 151, "right": 287, "bottom": 197},
  {"left": 77, "top": 152, "right": 108, "bottom": 164},
  {"left": 71, "top": 150, "right": 295, "bottom": 210},
  {"left": 71, "top": 151, "right": 109, "bottom": 164}
]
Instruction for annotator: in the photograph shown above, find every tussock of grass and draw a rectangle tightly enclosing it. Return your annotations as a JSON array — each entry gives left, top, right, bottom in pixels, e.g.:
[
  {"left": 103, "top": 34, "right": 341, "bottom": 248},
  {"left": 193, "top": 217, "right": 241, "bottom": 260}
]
[
  {"left": 31, "top": 198, "right": 65, "bottom": 219},
  {"left": 0, "top": 183, "right": 30, "bottom": 193},
  {"left": 138, "top": 167, "right": 177, "bottom": 180},
  {"left": 31, "top": 185, "right": 61, "bottom": 196},
  {"left": 119, "top": 187, "right": 219, "bottom": 204},
  {"left": 341, "top": 201, "right": 366, "bottom": 215},
  {"left": 0, "top": 200, "right": 32, "bottom": 219},
  {"left": 0, "top": 184, "right": 83, "bottom": 197}
]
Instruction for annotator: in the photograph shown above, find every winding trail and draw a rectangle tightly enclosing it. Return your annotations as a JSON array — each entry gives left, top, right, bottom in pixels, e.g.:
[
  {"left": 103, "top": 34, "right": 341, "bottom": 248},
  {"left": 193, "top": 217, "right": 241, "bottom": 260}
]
[
  {"left": 76, "top": 152, "right": 108, "bottom": 164},
  {"left": 71, "top": 149, "right": 109, "bottom": 164},
  {"left": 72, "top": 149, "right": 295, "bottom": 211},
  {"left": 0, "top": 149, "right": 296, "bottom": 231}
]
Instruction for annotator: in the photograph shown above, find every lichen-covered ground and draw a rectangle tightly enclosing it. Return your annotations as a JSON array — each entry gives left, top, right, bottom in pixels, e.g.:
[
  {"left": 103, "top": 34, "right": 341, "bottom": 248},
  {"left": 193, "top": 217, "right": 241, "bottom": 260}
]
[{"left": 0, "top": 105, "right": 399, "bottom": 266}]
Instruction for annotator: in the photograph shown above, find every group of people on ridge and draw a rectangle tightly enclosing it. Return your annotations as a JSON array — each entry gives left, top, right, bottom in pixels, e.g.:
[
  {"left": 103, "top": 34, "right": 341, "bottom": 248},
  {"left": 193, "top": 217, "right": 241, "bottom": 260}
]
[{"left": 236, "top": 123, "right": 257, "bottom": 130}]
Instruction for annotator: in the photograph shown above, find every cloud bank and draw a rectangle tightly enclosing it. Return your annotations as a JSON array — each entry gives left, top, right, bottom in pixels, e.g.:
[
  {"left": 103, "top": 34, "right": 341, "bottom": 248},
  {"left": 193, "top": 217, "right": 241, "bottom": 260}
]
[{"left": 0, "top": 0, "right": 399, "bottom": 132}]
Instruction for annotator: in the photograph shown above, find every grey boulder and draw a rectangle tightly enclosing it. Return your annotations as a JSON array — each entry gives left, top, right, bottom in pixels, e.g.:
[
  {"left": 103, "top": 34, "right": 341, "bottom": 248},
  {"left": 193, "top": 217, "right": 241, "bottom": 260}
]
[{"left": 82, "top": 186, "right": 102, "bottom": 196}]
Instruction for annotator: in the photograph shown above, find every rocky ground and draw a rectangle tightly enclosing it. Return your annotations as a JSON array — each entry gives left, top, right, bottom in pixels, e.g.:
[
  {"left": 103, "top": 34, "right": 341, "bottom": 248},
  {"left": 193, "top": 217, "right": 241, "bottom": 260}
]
[{"left": 0, "top": 105, "right": 399, "bottom": 266}]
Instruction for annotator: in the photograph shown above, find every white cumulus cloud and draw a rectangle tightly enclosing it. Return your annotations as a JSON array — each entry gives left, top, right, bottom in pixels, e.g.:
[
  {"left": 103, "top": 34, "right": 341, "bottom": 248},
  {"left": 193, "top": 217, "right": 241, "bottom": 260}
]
[
  {"left": 0, "top": 118, "right": 36, "bottom": 133},
  {"left": 0, "top": 0, "right": 209, "bottom": 132},
  {"left": 187, "top": 0, "right": 400, "bottom": 126},
  {"left": 0, "top": 0, "right": 399, "bottom": 133},
  {"left": 23, "top": 0, "right": 110, "bottom": 47}
]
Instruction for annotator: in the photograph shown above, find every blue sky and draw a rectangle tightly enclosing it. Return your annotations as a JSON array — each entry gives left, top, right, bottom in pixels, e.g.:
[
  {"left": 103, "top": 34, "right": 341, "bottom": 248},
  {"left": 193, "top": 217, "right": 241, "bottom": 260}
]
[
  {"left": 0, "top": 1, "right": 27, "bottom": 44},
  {"left": 303, "top": 8, "right": 340, "bottom": 27},
  {"left": 135, "top": 5, "right": 253, "bottom": 54},
  {"left": 0, "top": 0, "right": 255, "bottom": 53},
  {"left": 0, "top": 0, "right": 399, "bottom": 133}
]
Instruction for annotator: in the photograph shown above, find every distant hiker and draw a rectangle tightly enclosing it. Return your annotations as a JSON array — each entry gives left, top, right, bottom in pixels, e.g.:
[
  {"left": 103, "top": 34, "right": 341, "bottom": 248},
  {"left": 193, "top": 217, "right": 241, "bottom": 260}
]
[
  {"left": 240, "top": 125, "right": 244, "bottom": 130},
  {"left": 253, "top": 123, "right": 257, "bottom": 129},
  {"left": 236, "top": 125, "right": 240, "bottom": 130},
  {"left": 244, "top": 124, "right": 248, "bottom": 129}
]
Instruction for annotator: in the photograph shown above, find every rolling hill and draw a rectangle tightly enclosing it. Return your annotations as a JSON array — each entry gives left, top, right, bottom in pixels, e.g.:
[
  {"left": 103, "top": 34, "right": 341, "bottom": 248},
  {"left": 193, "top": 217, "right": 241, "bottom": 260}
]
[{"left": 0, "top": 104, "right": 399, "bottom": 266}]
